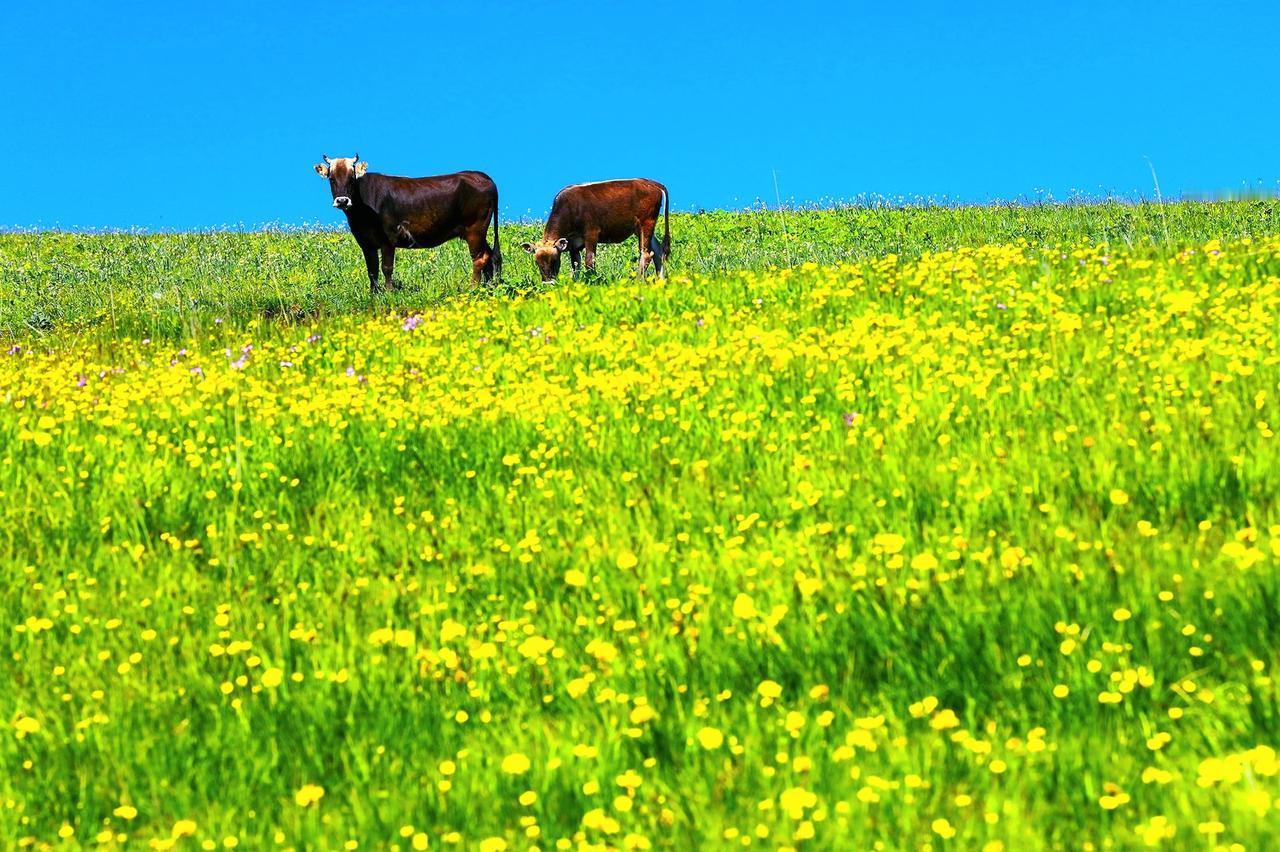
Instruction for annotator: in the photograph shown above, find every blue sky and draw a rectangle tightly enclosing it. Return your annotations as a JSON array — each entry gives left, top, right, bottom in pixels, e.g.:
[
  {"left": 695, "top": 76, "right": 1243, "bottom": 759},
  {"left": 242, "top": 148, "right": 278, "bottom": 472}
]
[{"left": 5, "top": 1, "right": 1277, "bottom": 229}]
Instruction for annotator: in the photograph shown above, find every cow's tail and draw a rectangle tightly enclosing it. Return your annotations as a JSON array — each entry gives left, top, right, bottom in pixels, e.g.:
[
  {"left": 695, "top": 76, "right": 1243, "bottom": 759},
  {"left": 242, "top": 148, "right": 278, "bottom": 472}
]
[
  {"left": 491, "top": 190, "right": 502, "bottom": 277},
  {"left": 661, "top": 184, "right": 671, "bottom": 261}
]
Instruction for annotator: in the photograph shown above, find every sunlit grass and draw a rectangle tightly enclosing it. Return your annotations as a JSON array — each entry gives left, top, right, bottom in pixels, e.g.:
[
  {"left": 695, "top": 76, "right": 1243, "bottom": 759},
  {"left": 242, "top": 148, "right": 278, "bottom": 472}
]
[{"left": 1, "top": 204, "right": 1279, "bottom": 849}]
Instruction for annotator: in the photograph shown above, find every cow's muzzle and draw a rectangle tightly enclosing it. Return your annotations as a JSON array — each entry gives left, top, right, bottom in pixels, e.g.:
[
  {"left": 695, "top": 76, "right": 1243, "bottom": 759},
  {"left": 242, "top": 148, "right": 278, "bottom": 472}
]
[{"left": 333, "top": 196, "right": 352, "bottom": 210}]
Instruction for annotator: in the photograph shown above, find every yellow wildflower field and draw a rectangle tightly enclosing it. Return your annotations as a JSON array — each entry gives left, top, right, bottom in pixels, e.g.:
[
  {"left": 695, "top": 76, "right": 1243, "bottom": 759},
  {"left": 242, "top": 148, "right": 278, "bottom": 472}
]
[{"left": 2, "top": 231, "right": 1279, "bottom": 849}]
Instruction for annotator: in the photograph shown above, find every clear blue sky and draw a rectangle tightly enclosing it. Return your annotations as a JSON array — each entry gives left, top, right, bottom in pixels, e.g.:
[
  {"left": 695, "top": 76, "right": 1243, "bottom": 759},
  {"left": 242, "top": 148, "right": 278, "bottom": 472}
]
[{"left": 5, "top": 1, "right": 1277, "bottom": 229}]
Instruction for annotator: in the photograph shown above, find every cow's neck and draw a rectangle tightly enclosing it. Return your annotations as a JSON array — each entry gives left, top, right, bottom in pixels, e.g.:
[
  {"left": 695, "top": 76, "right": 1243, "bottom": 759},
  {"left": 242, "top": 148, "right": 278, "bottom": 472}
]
[{"left": 543, "top": 210, "right": 571, "bottom": 241}]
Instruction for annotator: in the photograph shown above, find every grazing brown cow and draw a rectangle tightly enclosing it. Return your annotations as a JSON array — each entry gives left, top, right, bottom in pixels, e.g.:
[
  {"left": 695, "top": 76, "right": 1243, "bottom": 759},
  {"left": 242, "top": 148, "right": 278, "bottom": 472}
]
[
  {"left": 521, "top": 179, "right": 670, "bottom": 283},
  {"left": 313, "top": 154, "right": 501, "bottom": 290}
]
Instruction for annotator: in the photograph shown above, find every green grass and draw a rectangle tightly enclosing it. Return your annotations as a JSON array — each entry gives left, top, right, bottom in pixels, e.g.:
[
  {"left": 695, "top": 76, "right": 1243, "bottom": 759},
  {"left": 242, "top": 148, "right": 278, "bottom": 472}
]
[
  {"left": 3, "top": 199, "right": 1278, "bottom": 341},
  {"left": 1, "top": 202, "right": 1279, "bottom": 850}
]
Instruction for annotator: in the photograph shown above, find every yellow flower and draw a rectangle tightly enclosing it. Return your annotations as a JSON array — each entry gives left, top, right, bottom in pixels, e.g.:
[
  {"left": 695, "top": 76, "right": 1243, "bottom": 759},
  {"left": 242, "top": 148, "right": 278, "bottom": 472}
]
[
  {"left": 501, "top": 753, "right": 531, "bottom": 774},
  {"left": 294, "top": 784, "right": 325, "bottom": 807},
  {"left": 439, "top": 620, "right": 466, "bottom": 642},
  {"left": 910, "top": 552, "right": 938, "bottom": 571},
  {"left": 931, "top": 818, "right": 956, "bottom": 839},
  {"left": 582, "top": 808, "right": 620, "bottom": 834},
  {"left": 696, "top": 727, "right": 724, "bottom": 749},
  {"left": 930, "top": 709, "right": 960, "bottom": 730},
  {"left": 564, "top": 569, "right": 587, "bottom": 587},
  {"left": 779, "top": 786, "right": 817, "bottom": 819},
  {"left": 113, "top": 805, "right": 138, "bottom": 820},
  {"left": 616, "top": 550, "right": 639, "bottom": 570},
  {"left": 629, "top": 704, "right": 657, "bottom": 724},
  {"left": 260, "top": 667, "right": 283, "bottom": 688},
  {"left": 1109, "top": 489, "right": 1129, "bottom": 505},
  {"left": 874, "top": 532, "right": 905, "bottom": 554},
  {"left": 615, "top": 769, "right": 643, "bottom": 789},
  {"left": 758, "top": 680, "right": 782, "bottom": 699}
]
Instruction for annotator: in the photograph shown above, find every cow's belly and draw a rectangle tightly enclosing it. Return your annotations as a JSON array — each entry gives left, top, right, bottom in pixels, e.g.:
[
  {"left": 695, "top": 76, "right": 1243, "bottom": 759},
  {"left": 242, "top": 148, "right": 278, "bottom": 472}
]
[
  {"left": 394, "top": 224, "right": 458, "bottom": 250},
  {"left": 595, "top": 224, "right": 640, "bottom": 245}
]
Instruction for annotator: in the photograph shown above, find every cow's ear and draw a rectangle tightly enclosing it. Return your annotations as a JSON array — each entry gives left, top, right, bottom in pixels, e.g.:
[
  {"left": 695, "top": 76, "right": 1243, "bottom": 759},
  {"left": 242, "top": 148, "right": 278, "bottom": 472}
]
[
  {"left": 521, "top": 242, "right": 535, "bottom": 254},
  {"left": 314, "top": 163, "right": 330, "bottom": 177},
  {"left": 554, "top": 238, "right": 569, "bottom": 251},
  {"left": 354, "top": 161, "right": 369, "bottom": 178}
]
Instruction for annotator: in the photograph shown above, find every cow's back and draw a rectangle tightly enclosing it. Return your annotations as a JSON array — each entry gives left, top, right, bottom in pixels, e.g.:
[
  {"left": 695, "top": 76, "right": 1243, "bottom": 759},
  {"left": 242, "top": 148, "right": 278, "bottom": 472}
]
[
  {"left": 358, "top": 170, "right": 497, "bottom": 248},
  {"left": 548, "top": 179, "right": 664, "bottom": 242}
]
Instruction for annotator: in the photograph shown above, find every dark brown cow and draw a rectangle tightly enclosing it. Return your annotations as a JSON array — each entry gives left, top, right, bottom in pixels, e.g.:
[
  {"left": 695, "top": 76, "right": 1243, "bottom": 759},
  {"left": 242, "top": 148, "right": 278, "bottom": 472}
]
[
  {"left": 313, "top": 154, "right": 501, "bottom": 290},
  {"left": 521, "top": 179, "right": 669, "bottom": 283}
]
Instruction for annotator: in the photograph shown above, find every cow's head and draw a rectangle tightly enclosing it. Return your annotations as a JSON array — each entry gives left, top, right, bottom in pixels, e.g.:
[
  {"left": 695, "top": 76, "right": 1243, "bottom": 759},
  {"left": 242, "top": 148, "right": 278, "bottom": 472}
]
[
  {"left": 521, "top": 238, "right": 569, "bottom": 283},
  {"left": 314, "top": 154, "right": 368, "bottom": 211}
]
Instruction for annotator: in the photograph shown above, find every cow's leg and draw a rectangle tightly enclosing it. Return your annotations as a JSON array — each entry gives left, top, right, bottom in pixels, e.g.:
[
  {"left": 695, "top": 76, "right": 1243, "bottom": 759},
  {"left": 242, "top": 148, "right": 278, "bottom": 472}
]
[
  {"left": 468, "top": 240, "right": 491, "bottom": 284},
  {"left": 381, "top": 246, "right": 397, "bottom": 290},
  {"left": 569, "top": 246, "right": 583, "bottom": 280},
  {"left": 584, "top": 235, "right": 599, "bottom": 275},
  {"left": 361, "top": 245, "right": 380, "bottom": 293},
  {"left": 465, "top": 223, "right": 498, "bottom": 284},
  {"left": 476, "top": 247, "right": 495, "bottom": 284},
  {"left": 637, "top": 222, "right": 656, "bottom": 278},
  {"left": 649, "top": 234, "right": 666, "bottom": 279}
]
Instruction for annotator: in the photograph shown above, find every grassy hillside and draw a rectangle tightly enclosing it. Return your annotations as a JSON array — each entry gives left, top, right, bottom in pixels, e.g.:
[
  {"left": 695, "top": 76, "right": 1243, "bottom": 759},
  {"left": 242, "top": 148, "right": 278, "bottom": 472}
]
[{"left": 1, "top": 203, "right": 1279, "bottom": 849}]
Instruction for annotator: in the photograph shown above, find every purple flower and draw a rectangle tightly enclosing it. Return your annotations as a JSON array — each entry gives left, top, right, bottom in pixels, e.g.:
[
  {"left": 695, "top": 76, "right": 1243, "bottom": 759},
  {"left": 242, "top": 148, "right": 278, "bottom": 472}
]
[
  {"left": 7, "top": 345, "right": 21, "bottom": 356},
  {"left": 230, "top": 356, "right": 247, "bottom": 370},
  {"left": 241, "top": 343, "right": 254, "bottom": 354},
  {"left": 996, "top": 303, "right": 1008, "bottom": 310},
  {"left": 402, "top": 315, "right": 423, "bottom": 332},
  {"left": 279, "top": 360, "right": 294, "bottom": 369},
  {"left": 346, "top": 366, "right": 356, "bottom": 376},
  {"left": 696, "top": 318, "right": 705, "bottom": 328},
  {"left": 214, "top": 317, "right": 224, "bottom": 325},
  {"left": 307, "top": 334, "right": 321, "bottom": 344},
  {"left": 843, "top": 412, "right": 860, "bottom": 427},
  {"left": 190, "top": 366, "right": 204, "bottom": 376},
  {"left": 76, "top": 375, "right": 87, "bottom": 388}
]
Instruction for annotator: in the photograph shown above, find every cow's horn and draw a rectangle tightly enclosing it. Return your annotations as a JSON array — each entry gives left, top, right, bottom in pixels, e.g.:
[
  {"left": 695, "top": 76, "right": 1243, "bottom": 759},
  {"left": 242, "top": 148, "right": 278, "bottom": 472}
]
[
  {"left": 352, "top": 153, "right": 359, "bottom": 164},
  {"left": 322, "top": 153, "right": 331, "bottom": 164}
]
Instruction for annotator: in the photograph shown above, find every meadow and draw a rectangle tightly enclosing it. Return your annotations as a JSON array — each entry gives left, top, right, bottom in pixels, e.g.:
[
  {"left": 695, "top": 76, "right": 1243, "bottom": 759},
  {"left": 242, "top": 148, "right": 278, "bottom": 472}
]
[{"left": 1, "top": 200, "right": 1279, "bottom": 850}]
